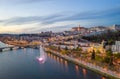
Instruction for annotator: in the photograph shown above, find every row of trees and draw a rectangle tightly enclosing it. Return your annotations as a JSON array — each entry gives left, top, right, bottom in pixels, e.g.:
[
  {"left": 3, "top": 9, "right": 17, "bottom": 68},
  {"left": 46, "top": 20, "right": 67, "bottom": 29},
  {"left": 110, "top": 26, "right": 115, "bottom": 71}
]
[
  {"left": 48, "top": 45, "right": 120, "bottom": 73},
  {"left": 91, "top": 49, "right": 120, "bottom": 66},
  {"left": 49, "top": 46, "right": 120, "bottom": 67},
  {"left": 91, "top": 49, "right": 113, "bottom": 65},
  {"left": 61, "top": 47, "right": 82, "bottom": 56}
]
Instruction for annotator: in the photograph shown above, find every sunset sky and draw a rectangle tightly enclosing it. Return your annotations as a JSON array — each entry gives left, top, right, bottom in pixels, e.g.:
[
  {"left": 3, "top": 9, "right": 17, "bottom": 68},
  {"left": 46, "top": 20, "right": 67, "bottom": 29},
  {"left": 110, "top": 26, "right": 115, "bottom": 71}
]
[{"left": 0, "top": 0, "right": 120, "bottom": 33}]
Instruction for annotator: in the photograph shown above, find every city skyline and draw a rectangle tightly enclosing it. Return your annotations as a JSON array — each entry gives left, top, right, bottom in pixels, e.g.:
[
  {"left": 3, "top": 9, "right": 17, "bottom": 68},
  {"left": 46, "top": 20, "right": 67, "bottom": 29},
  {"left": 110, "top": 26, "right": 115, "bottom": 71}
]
[{"left": 0, "top": 0, "right": 120, "bottom": 33}]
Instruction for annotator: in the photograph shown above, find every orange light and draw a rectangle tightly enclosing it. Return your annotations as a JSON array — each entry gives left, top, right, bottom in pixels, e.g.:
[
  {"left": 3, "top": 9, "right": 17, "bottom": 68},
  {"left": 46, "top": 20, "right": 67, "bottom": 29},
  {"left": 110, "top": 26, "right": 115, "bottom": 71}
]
[
  {"left": 83, "top": 68, "right": 87, "bottom": 75},
  {"left": 64, "top": 60, "right": 68, "bottom": 68},
  {"left": 102, "top": 77, "right": 106, "bottom": 79},
  {"left": 75, "top": 65, "right": 79, "bottom": 72}
]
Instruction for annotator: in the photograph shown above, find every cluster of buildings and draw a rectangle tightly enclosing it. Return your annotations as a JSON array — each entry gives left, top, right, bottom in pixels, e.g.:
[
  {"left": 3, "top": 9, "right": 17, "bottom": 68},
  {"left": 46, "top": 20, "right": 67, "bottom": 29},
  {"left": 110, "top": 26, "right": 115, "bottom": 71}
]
[
  {"left": 0, "top": 24, "right": 120, "bottom": 53},
  {"left": 112, "top": 41, "right": 120, "bottom": 53},
  {"left": 49, "top": 24, "right": 120, "bottom": 53},
  {"left": 64, "top": 24, "right": 120, "bottom": 36},
  {"left": 71, "top": 25, "right": 89, "bottom": 34}
]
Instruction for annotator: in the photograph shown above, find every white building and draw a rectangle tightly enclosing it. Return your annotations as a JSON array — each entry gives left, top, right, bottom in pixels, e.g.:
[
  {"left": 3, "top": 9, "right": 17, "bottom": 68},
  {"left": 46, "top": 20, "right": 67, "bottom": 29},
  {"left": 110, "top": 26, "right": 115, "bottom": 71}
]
[
  {"left": 108, "top": 24, "right": 120, "bottom": 31},
  {"left": 112, "top": 41, "right": 120, "bottom": 53}
]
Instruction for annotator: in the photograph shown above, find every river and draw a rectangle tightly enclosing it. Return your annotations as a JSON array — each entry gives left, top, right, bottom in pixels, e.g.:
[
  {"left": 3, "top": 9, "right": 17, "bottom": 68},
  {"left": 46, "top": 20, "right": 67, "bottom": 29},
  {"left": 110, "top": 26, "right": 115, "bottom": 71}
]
[{"left": 0, "top": 48, "right": 107, "bottom": 79}]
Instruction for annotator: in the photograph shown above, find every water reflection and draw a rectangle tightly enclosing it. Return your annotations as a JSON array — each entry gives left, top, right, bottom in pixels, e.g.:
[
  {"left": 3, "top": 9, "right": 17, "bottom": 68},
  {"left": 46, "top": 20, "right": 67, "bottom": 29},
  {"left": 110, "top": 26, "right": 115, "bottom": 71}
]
[
  {"left": 60, "top": 58, "right": 63, "bottom": 64},
  {"left": 13, "top": 48, "right": 17, "bottom": 53},
  {"left": 23, "top": 48, "right": 26, "bottom": 53},
  {"left": 75, "top": 65, "right": 80, "bottom": 76},
  {"left": 83, "top": 68, "right": 87, "bottom": 75},
  {"left": 64, "top": 60, "right": 68, "bottom": 68},
  {"left": 0, "top": 48, "right": 109, "bottom": 79},
  {"left": 102, "top": 77, "right": 106, "bottom": 79},
  {"left": 30, "top": 48, "right": 34, "bottom": 53},
  {"left": 47, "top": 53, "right": 69, "bottom": 72},
  {"left": 57, "top": 56, "right": 59, "bottom": 62},
  {"left": 36, "top": 46, "right": 47, "bottom": 64},
  {"left": 64, "top": 60, "right": 68, "bottom": 72},
  {"left": 38, "top": 49, "right": 108, "bottom": 79}
]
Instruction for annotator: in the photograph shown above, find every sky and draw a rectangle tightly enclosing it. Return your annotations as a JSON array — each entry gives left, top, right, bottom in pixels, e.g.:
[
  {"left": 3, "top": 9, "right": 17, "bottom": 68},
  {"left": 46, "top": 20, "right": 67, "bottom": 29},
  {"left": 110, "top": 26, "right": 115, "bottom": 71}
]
[{"left": 0, "top": 0, "right": 120, "bottom": 33}]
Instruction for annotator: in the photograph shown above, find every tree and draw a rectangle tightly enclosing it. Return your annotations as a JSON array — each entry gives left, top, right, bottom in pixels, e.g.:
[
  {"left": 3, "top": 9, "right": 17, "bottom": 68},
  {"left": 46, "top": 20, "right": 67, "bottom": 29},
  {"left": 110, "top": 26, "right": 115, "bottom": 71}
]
[
  {"left": 114, "top": 53, "right": 120, "bottom": 59},
  {"left": 76, "top": 47, "right": 82, "bottom": 51},
  {"left": 65, "top": 46, "right": 68, "bottom": 50},
  {"left": 58, "top": 46, "right": 61, "bottom": 51},
  {"left": 82, "top": 30, "right": 120, "bottom": 44},
  {"left": 104, "top": 49, "right": 113, "bottom": 66},
  {"left": 61, "top": 50, "right": 70, "bottom": 55},
  {"left": 91, "top": 50, "right": 96, "bottom": 60},
  {"left": 96, "top": 50, "right": 101, "bottom": 54},
  {"left": 108, "top": 39, "right": 114, "bottom": 45},
  {"left": 61, "top": 50, "right": 66, "bottom": 55}
]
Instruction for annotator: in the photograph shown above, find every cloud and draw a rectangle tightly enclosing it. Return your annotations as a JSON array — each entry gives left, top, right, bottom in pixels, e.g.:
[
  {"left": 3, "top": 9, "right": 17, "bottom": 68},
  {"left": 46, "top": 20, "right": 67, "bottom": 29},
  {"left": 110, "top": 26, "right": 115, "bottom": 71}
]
[
  {"left": 0, "top": 7, "right": 120, "bottom": 26},
  {"left": 0, "top": 14, "right": 63, "bottom": 26},
  {"left": 42, "top": 7, "right": 120, "bottom": 24},
  {"left": 0, "top": 0, "right": 56, "bottom": 4}
]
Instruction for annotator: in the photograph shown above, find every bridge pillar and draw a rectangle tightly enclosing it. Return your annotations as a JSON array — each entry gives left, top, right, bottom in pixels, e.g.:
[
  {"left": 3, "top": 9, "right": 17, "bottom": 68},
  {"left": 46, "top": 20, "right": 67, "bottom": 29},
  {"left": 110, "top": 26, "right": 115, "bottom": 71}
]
[
  {"left": 19, "top": 47, "right": 21, "bottom": 49},
  {"left": 10, "top": 47, "right": 13, "bottom": 51},
  {"left": 0, "top": 48, "right": 2, "bottom": 52},
  {"left": 35, "top": 46, "right": 38, "bottom": 49}
]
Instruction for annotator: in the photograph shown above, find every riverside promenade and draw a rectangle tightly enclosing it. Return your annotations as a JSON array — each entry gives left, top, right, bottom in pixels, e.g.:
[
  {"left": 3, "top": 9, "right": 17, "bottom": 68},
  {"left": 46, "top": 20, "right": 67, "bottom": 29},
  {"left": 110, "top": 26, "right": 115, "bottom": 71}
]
[{"left": 44, "top": 48, "right": 120, "bottom": 79}]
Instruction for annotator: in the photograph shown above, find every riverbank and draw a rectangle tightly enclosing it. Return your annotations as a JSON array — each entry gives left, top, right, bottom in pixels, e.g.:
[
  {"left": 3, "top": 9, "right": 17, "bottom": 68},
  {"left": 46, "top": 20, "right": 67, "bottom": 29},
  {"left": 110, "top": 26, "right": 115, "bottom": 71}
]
[{"left": 44, "top": 47, "right": 120, "bottom": 79}]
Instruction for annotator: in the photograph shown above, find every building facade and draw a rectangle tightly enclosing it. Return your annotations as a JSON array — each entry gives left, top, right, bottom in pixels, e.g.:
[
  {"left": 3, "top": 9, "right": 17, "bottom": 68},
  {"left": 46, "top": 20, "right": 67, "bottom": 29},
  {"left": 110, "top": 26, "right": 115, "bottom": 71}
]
[
  {"left": 112, "top": 41, "right": 120, "bottom": 53},
  {"left": 108, "top": 24, "right": 120, "bottom": 31},
  {"left": 71, "top": 25, "right": 88, "bottom": 34}
]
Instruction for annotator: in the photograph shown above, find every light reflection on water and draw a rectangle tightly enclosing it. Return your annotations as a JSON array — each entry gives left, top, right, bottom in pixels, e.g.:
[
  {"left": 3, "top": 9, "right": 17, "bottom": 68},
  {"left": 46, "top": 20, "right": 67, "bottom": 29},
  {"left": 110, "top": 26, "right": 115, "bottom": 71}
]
[
  {"left": 83, "top": 68, "right": 87, "bottom": 79},
  {"left": 64, "top": 60, "right": 68, "bottom": 68},
  {"left": 102, "top": 77, "right": 106, "bottom": 79},
  {"left": 0, "top": 48, "right": 108, "bottom": 79},
  {"left": 75, "top": 65, "right": 80, "bottom": 77},
  {"left": 47, "top": 52, "right": 108, "bottom": 79}
]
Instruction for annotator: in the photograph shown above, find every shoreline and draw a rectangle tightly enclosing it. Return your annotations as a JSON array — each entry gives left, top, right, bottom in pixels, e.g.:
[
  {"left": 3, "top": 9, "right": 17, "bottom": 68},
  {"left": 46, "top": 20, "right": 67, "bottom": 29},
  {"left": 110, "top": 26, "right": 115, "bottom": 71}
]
[{"left": 44, "top": 48, "right": 120, "bottom": 79}]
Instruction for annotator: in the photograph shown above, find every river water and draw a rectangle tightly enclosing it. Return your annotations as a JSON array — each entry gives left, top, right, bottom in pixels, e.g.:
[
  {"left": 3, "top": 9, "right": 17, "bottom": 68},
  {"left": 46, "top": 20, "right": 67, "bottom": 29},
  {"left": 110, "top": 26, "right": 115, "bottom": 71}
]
[{"left": 0, "top": 48, "right": 107, "bottom": 79}]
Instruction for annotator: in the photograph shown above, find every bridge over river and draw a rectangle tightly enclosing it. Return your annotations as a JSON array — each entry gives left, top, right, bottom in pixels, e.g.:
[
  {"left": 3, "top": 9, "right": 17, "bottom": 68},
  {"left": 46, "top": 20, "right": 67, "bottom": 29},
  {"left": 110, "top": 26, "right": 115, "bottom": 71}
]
[{"left": 0, "top": 41, "right": 39, "bottom": 52}]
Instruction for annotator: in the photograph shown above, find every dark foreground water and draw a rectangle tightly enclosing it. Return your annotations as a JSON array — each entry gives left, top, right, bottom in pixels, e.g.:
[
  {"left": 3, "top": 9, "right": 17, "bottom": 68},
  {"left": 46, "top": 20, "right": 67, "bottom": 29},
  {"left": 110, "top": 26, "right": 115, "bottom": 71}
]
[{"left": 0, "top": 48, "right": 107, "bottom": 79}]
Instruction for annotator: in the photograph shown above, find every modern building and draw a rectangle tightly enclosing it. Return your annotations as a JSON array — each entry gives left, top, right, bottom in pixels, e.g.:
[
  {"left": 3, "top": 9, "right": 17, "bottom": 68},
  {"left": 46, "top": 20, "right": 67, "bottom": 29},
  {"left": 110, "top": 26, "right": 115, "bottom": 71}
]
[
  {"left": 112, "top": 41, "right": 120, "bottom": 53},
  {"left": 108, "top": 24, "right": 120, "bottom": 31}
]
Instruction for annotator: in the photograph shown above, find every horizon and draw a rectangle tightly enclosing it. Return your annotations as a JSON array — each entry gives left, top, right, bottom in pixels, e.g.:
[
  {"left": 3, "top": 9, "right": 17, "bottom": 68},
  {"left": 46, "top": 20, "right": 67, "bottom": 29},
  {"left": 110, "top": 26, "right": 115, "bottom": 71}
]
[
  {"left": 0, "top": 0, "right": 120, "bottom": 33},
  {"left": 0, "top": 24, "right": 119, "bottom": 34}
]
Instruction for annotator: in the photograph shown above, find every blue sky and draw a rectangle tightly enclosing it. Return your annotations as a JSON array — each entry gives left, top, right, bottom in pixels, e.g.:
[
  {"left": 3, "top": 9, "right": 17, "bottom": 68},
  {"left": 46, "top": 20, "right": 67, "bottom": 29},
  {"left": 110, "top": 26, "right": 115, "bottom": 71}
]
[{"left": 0, "top": 0, "right": 120, "bottom": 33}]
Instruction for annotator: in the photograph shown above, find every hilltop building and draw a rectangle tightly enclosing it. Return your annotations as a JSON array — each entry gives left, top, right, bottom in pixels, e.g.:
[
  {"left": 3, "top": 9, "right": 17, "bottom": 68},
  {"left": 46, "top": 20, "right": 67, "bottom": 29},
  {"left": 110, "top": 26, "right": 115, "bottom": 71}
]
[{"left": 71, "top": 25, "right": 88, "bottom": 34}]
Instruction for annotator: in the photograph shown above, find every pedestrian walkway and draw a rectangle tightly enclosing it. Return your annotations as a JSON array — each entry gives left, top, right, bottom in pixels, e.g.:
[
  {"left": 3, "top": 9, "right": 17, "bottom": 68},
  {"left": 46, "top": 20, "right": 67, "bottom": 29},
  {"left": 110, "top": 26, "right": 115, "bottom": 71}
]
[{"left": 45, "top": 48, "right": 120, "bottom": 79}]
